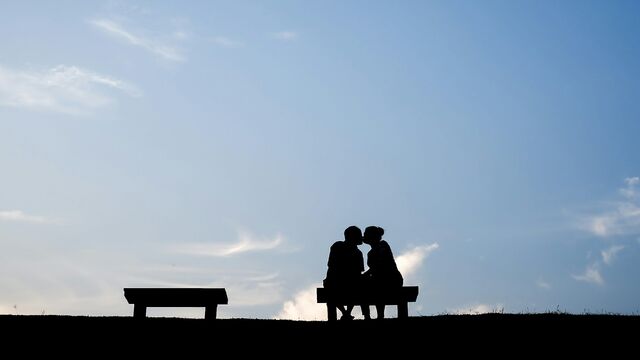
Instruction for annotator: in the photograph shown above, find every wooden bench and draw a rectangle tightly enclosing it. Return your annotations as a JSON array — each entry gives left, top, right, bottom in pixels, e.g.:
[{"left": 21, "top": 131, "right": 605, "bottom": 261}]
[
  {"left": 317, "top": 286, "right": 419, "bottom": 321},
  {"left": 123, "top": 288, "right": 228, "bottom": 320}
]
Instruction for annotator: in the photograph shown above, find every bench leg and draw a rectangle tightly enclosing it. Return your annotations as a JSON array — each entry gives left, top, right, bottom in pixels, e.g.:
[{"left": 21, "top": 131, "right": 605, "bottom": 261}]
[
  {"left": 133, "top": 305, "right": 146, "bottom": 319},
  {"left": 205, "top": 305, "right": 218, "bottom": 320},
  {"left": 398, "top": 302, "right": 408, "bottom": 319},
  {"left": 327, "top": 303, "right": 337, "bottom": 321}
]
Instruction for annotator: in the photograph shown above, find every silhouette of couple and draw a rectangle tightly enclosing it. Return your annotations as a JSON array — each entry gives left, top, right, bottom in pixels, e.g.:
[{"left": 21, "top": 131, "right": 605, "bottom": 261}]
[{"left": 323, "top": 225, "right": 403, "bottom": 320}]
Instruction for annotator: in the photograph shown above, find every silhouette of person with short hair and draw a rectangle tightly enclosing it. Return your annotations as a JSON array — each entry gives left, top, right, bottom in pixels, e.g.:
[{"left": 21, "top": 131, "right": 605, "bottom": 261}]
[
  {"left": 323, "top": 225, "right": 365, "bottom": 320},
  {"left": 362, "top": 226, "right": 403, "bottom": 319}
]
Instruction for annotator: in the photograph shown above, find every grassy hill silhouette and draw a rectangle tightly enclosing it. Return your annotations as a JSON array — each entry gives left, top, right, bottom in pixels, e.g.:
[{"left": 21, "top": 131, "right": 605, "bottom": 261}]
[{"left": 2, "top": 313, "right": 638, "bottom": 355}]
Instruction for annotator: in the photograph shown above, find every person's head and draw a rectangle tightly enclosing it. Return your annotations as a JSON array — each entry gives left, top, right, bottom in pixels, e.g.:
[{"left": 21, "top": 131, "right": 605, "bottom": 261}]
[
  {"left": 363, "top": 226, "right": 384, "bottom": 245},
  {"left": 344, "top": 225, "right": 363, "bottom": 245}
]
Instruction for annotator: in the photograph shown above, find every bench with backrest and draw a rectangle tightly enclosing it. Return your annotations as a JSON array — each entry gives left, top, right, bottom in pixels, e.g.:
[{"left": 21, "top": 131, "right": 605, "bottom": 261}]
[
  {"left": 316, "top": 286, "right": 419, "bottom": 321},
  {"left": 123, "top": 288, "right": 228, "bottom": 320}
]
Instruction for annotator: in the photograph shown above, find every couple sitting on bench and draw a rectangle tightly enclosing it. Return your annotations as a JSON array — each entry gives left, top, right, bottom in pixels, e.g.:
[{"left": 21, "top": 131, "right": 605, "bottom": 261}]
[{"left": 323, "top": 225, "right": 404, "bottom": 320}]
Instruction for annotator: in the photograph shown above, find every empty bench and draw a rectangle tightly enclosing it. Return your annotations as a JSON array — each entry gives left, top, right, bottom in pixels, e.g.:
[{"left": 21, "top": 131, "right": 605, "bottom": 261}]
[
  {"left": 123, "top": 288, "right": 228, "bottom": 320},
  {"left": 317, "top": 286, "right": 419, "bottom": 321}
]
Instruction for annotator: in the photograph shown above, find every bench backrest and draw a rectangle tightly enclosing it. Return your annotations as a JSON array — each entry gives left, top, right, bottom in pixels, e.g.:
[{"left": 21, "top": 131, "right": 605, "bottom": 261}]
[
  {"left": 124, "top": 288, "right": 228, "bottom": 307},
  {"left": 317, "top": 286, "right": 418, "bottom": 305}
]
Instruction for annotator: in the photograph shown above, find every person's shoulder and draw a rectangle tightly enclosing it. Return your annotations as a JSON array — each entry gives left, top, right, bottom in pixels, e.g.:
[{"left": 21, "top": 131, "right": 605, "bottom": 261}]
[{"left": 330, "top": 241, "right": 344, "bottom": 249}]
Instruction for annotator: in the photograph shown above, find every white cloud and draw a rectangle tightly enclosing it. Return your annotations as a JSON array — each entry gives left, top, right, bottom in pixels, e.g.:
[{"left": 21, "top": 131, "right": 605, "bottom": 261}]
[
  {"left": 572, "top": 179, "right": 640, "bottom": 289},
  {"left": 448, "top": 303, "right": 504, "bottom": 315},
  {"left": 536, "top": 278, "right": 551, "bottom": 290},
  {"left": 211, "top": 36, "right": 244, "bottom": 48},
  {"left": 90, "top": 19, "right": 185, "bottom": 62},
  {"left": 274, "top": 284, "right": 326, "bottom": 320},
  {"left": 271, "top": 31, "right": 299, "bottom": 41},
  {"left": 0, "top": 210, "right": 59, "bottom": 224},
  {"left": 587, "top": 215, "right": 614, "bottom": 237},
  {"left": 396, "top": 243, "right": 439, "bottom": 278},
  {"left": 621, "top": 177, "right": 640, "bottom": 198},
  {"left": 601, "top": 245, "right": 624, "bottom": 265},
  {"left": 580, "top": 177, "right": 640, "bottom": 238},
  {"left": 572, "top": 264, "right": 604, "bottom": 286},
  {"left": 172, "top": 231, "right": 284, "bottom": 257},
  {"left": 0, "top": 64, "right": 140, "bottom": 114}
]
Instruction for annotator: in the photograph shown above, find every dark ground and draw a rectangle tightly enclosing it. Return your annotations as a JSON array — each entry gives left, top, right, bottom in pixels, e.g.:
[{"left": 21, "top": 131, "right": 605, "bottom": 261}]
[{"left": 2, "top": 314, "right": 637, "bottom": 356}]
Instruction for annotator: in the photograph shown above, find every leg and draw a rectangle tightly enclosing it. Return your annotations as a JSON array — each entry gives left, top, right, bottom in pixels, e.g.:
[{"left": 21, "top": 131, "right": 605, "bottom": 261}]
[
  {"left": 398, "top": 302, "right": 408, "bottom": 318},
  {"left": 376, "top": 304, "right": 385, "bottom": 319},
  {"left": 133, "top": 304, "right": 146, "bottom": 319},
  {"left": 345, "top": 305, "right": 354, "bottom": 315},
  {"left": 327, "top": 303, "right": 338, "bottom": 321},
  {"left": 341, "top": 305, "right": 354, "bottom": 320},
  {"left": 205, "top": 305, "right": 218, "bottom": 320},
  {"left": 361, "top": 305, "right": 371, "bottom": 320}
]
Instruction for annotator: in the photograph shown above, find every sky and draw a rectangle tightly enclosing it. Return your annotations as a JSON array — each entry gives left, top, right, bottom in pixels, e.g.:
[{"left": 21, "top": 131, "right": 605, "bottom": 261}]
[{"left": 1, "top": 0, "right": 640, "bottom": 319}]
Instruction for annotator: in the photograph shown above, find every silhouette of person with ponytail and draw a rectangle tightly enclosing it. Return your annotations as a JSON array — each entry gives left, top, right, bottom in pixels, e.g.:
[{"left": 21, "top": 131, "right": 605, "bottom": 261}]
[{"left": 362, "top": 226, "right": 403, "bottom": 319}]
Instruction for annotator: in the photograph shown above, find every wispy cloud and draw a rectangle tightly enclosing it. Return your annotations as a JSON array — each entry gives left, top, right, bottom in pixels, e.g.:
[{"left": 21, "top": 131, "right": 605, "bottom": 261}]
[
  {"left": 601, "top": 245, "right": 624, "bottom": 265},
  {"left": 579, "top": 177, "right": 640, "bottom": 238},
  {"left": 396, "top": 243, "right": 439, "bottom": 278},
  {"left": 271, "top": 31, "right": 299, "bottom": 41},
  {"left": 129, "top": 270, "right": 284, "bottom": 311},
  {"left": 244, "top": 272, "right": 280, "bottom": 282},
  {"left": 448, "top": 303, "right": 504, "bottom": 315},
  {"left": 90, "top": 19, "right": 185, "bottom": 62},
  {"left": 620, "top": 177, "right": 640, "bottom": 198},
  {"left": 275, "top": 284, "right": 326, "bottom": 320},
  {"left": 572, "top": 264, "right": 604, "bottom": 286},
  {"left": 172, "top": 231, "right": 284, "bottom": 257},
  {"left": 211, "top": 36, "right": 244, "bottom": 48},
  {"left": 571, "top": 178, "right": 639, "bottom": 286},
  {"left": 536, "top": 278, "right": 551, "bottom": 290},
  {"left": 0, "top": 64, "right": 140, "bottom": 114},
  {"left": 0, "top": 210, "right": 59, "bottom": 224}
]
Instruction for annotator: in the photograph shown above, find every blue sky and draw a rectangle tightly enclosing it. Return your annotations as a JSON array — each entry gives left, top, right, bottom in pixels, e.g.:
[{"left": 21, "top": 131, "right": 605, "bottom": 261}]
[{"left": 1, "top": 0, "right": 639, "bottom": 318}]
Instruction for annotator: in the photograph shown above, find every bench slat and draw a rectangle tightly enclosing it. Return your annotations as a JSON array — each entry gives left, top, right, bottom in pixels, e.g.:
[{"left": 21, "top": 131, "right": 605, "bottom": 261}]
[
  {"left": 124, "top": 288, "right": 228, "bottom": 307},
  {"left": 316, "top": 286, "right": 418, "bottom": 305}
]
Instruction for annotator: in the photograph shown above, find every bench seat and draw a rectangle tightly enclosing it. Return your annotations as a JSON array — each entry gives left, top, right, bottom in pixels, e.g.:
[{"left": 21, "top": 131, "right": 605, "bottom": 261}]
[{"left": 124, "top": 288, "right": 228, "bottom": 320}]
